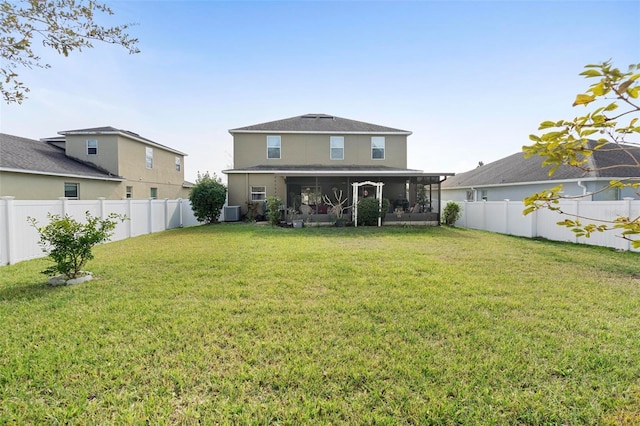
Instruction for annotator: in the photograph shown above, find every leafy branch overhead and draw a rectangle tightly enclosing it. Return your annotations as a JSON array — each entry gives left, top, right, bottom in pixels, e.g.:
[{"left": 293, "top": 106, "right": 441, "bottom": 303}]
[
  {"left": 522, "top": 60, "right": 640, "bottom": 247},
  {"left": 1, "top": 0, "right": 139, "bottom": 103}
]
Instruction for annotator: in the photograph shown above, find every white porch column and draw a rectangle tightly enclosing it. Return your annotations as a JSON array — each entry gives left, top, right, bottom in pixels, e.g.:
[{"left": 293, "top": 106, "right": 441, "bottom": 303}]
[
  {"left": 376, "top": 183, "right": 383, "bottom": 227},
  {"left": 352, "top": 183, "right": 359, "bottom": 227}
]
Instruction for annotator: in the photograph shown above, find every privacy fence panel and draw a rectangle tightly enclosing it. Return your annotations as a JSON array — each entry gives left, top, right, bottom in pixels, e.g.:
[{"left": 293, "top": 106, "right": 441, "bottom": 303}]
[
  {"left": 505, "top": 202, "right": 533, "bottom": 237},
  {"left": 453, "top": 199, "right": 639, "bottom": 252},
  {"left": 104, "top": 200, "right": 130, "bottom": 242},
  {"left": 0, "top": 197, "right": 200, "bottom": 265}
]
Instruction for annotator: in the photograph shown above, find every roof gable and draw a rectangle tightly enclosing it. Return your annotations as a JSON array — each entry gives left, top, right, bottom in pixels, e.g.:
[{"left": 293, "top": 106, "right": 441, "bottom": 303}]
[
  {"left": 229, "top": 114, "right": 412, "bottom": 135},
  {"left": 58, "top": 126, "right": 187, "bottom": 156},
  {"left": 0, "top": 133, "right": 122, "bottom": 180}
]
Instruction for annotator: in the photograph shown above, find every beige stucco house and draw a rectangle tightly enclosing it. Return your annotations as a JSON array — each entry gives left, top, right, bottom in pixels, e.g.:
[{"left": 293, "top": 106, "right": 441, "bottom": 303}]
[
  {"left": 223, "top": 113, "right": 453, "bottom": 224},
  {"left": 0, "top": 127, "right": 191, "bottom": 200}
]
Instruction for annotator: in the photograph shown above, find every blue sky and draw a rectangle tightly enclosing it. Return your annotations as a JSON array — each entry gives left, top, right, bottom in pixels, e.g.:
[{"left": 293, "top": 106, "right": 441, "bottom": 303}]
[{"left": 1, "top": 0, "right": 639, "bottom": 182}]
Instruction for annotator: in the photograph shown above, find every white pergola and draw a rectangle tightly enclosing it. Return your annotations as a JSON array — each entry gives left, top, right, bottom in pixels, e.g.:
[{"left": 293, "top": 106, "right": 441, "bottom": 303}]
[{"left": 352, "top": 181, "right": 384, "bottom": 227}]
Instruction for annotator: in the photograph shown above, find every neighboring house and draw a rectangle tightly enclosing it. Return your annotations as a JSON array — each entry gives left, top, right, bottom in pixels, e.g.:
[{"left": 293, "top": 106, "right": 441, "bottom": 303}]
[
  {"left": 223, "top": 113, "right": 453, "bottom": 224},
  {"left": 441, "top": 141, "right": 640, "bottom": 202},
  {"left": 0, "top": 127, "right": 192, "bottom": 200}
]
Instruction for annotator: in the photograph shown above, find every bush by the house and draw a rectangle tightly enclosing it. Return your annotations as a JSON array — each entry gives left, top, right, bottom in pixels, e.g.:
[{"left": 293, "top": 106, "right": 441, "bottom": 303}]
[
  {"left": 265, "top": 196, "right": 282, "bottom": 226},
  {"left": 357, "top": 197, "right": 390, "bottom": 226},
  {"left": 443, "top": 201, "right": 462, "bottom": 226},
  {"left": 189, "top": 172, "right": 227, "bottom": 224}
]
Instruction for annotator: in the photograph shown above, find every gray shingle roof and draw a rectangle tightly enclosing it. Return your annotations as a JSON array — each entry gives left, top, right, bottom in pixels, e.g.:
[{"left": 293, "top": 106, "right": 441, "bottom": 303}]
[
  {"left": 0, "top": 133, "right": 123, "bottom": 180},
  {"left": 442, "top": 142, "right": 640, "bottom": 188},
  {"left": 229, "top": 114, "right": 412, "bottom": 134},
  {"left": 226, "top": 164, "right": 421, "bottom": 172},
  {"left": 222, "top": 164, "right": 451, "bottom": 178}
]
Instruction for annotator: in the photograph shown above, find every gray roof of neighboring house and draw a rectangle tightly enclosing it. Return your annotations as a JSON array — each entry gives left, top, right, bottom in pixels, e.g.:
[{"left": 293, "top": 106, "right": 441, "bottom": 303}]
[
  {"left": 223, "top": 164, "right": 452, "bottom": 177},
  {"left": 57, "top": 126, "right": 188, "bottom": 156},
  {"left": 229, "top": 114, "right": 412, "bottom": 135},
  {"left": 0, "top": 133, "right": 123, "bottom": 180},
  {"left": 442, "top": 141, "right": 640, "bottom": 188}
]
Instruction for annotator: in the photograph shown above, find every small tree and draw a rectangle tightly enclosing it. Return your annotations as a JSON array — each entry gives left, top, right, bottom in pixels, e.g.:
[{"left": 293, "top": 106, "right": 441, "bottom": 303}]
[
  {"left": 28, "top": 211, "right": 126, "bottom": 279},
  {"left": 357, "top": 197, "right": 390, "bottom": 226},
  {"left": 443, "top": 201, "right": 462, "bottom": 226},
  {"left": 523, "top": 61, "right": 640, "bottom": 247},
  {"left": 265, "top": 196, "right": 282, "bottom": 226},
  {"left": 189, "top": 172, "right": 227, "bottom": 224}
]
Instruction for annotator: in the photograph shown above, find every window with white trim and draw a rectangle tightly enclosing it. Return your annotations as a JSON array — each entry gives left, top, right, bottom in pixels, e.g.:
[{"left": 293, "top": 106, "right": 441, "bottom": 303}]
[
  {"left": 146, "top": 147, "right": 153, "bottom": 169},
  {"left": 598, "top": 185, "right": 620, "bottom": 201},
  {"left": 330, "top": 136, "right": 344, "bottom": 160},
  {"left": 87, "top": 139, "right": 98, "bottom": 155},
  {"left": 267, "top": 136, "right": 281, "bottom": 159},
  {"left": 372, "top": 136, "right": 385, "bottom": 159},
  {"left": 175, "top": 156, "right": 181, "bottom": 171},
  {"left": 64, "top": 182, "right": 79, "bottom": 199},
  {"left": 150, "top": 187, "right": 158, "bottom": 199},
  {"left": 251, "top": 186, "right": 266, "bottom": 201},
  {"left": 126, "top": 186, "right": 133, "bottom": 199}
]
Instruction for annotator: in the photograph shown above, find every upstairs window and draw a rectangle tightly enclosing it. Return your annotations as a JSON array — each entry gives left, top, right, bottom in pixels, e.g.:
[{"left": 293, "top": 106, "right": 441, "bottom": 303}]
[
  {"left": 330, "top": 136, "right": 344, "bottom": 160},
  {"left": 372, "top": 136, "right": 385, "bottom": 160},
  {"left": 87, "top": 139, "right": 98, "bottom": 155},
  {"left": 146, "top": 147, "right": 153, "bottom": 169},
  {"left": 175, "top": 156, "right": 181, "bottom": 171},
  {"left": 267, "top": 136, "right": 281, "bottom": 159},
  {"left": 64, "top": 182, "right": 79, "bottom": 199}
]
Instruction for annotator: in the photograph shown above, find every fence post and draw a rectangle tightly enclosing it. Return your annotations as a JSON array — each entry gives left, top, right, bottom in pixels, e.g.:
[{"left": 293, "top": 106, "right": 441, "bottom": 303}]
[
  {"left": 178, "top": 198, "right": 184, "bottom": 228},
  {"left": 59, "top": 197, "right": 68, "bottom": 216},
  {"left": 625, "top": 197, "right": 633, "bottom": 251},
  {"left": 148, "top": 198, "right": 153, "bottom": 234},
  {"left": 482, "top": 200, "right": 487, "bottom": 230},
  {"left": 575, "top": 199, "right": 580, "bottom": 243},
  {"left": 164, "top": 199, "right": 170, "bottom": 230},
  {"left": 126, "top": 199, "right": 133, "bottom": 238},
  {"left": 504, "top": 200, "right": 510, "bottom": 234},
  {"left": 2, "top": 196, "right": 15, "bottom": 265},
  {"left": 98, "top": 197, "right": 106, "bottom": 219}
]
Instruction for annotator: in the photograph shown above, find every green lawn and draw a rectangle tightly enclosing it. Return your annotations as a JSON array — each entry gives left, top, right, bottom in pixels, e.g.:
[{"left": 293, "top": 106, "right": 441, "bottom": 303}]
[{"left": 1, "top": 224, "right": 640, "bottom": 424}]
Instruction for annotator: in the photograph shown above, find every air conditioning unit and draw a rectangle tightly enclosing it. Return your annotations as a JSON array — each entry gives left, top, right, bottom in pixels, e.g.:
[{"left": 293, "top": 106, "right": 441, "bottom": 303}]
[{"left": 223, "top": 205, "right": 241, "bottom": 222}]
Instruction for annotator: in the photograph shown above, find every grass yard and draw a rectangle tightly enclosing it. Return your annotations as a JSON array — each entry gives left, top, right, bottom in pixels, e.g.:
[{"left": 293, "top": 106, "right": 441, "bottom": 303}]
[{"left": 1, "top": 224, "right": 640, "bottom": 424}]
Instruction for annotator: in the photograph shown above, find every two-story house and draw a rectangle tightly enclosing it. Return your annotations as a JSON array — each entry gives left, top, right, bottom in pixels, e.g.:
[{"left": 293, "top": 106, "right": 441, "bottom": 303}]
[
  {"left": 223, "top": 113, "right": 453, "bottom": 224},
  {"left": 0, "top": 127, "right": 191, "bottom": 200}
]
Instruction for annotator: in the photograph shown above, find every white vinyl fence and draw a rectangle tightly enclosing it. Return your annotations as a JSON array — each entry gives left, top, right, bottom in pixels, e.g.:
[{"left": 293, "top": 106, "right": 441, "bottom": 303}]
[
  {"left": 1, "top": 197, "right": 202, "bottom": 265},
  {"left": 450, "top": 198, "right": 640, "bottom": 252}
]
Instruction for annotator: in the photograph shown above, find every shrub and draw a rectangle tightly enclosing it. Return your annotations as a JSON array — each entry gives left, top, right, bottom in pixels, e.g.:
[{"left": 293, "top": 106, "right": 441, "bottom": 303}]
[
  {"left": 28, "top": 211, "right": 126, "bottom": 279},
  {"left": 357, "top": 197, "right": 390, "bottom": 226},
  {"left": 443, "top": 201, "right": 462, "bottom": 226},
  {"left": 265, "top": 196, "right": 282, "bottom": 226},
  {"left": 189, "top": 172, "right": 227, "bottom": 224}
]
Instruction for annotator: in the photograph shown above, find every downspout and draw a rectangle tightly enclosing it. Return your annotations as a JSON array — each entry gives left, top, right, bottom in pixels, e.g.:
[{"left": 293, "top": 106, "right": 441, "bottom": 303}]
[{"left": 577, "top": 180, "right": 588, "bottom": 198}]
